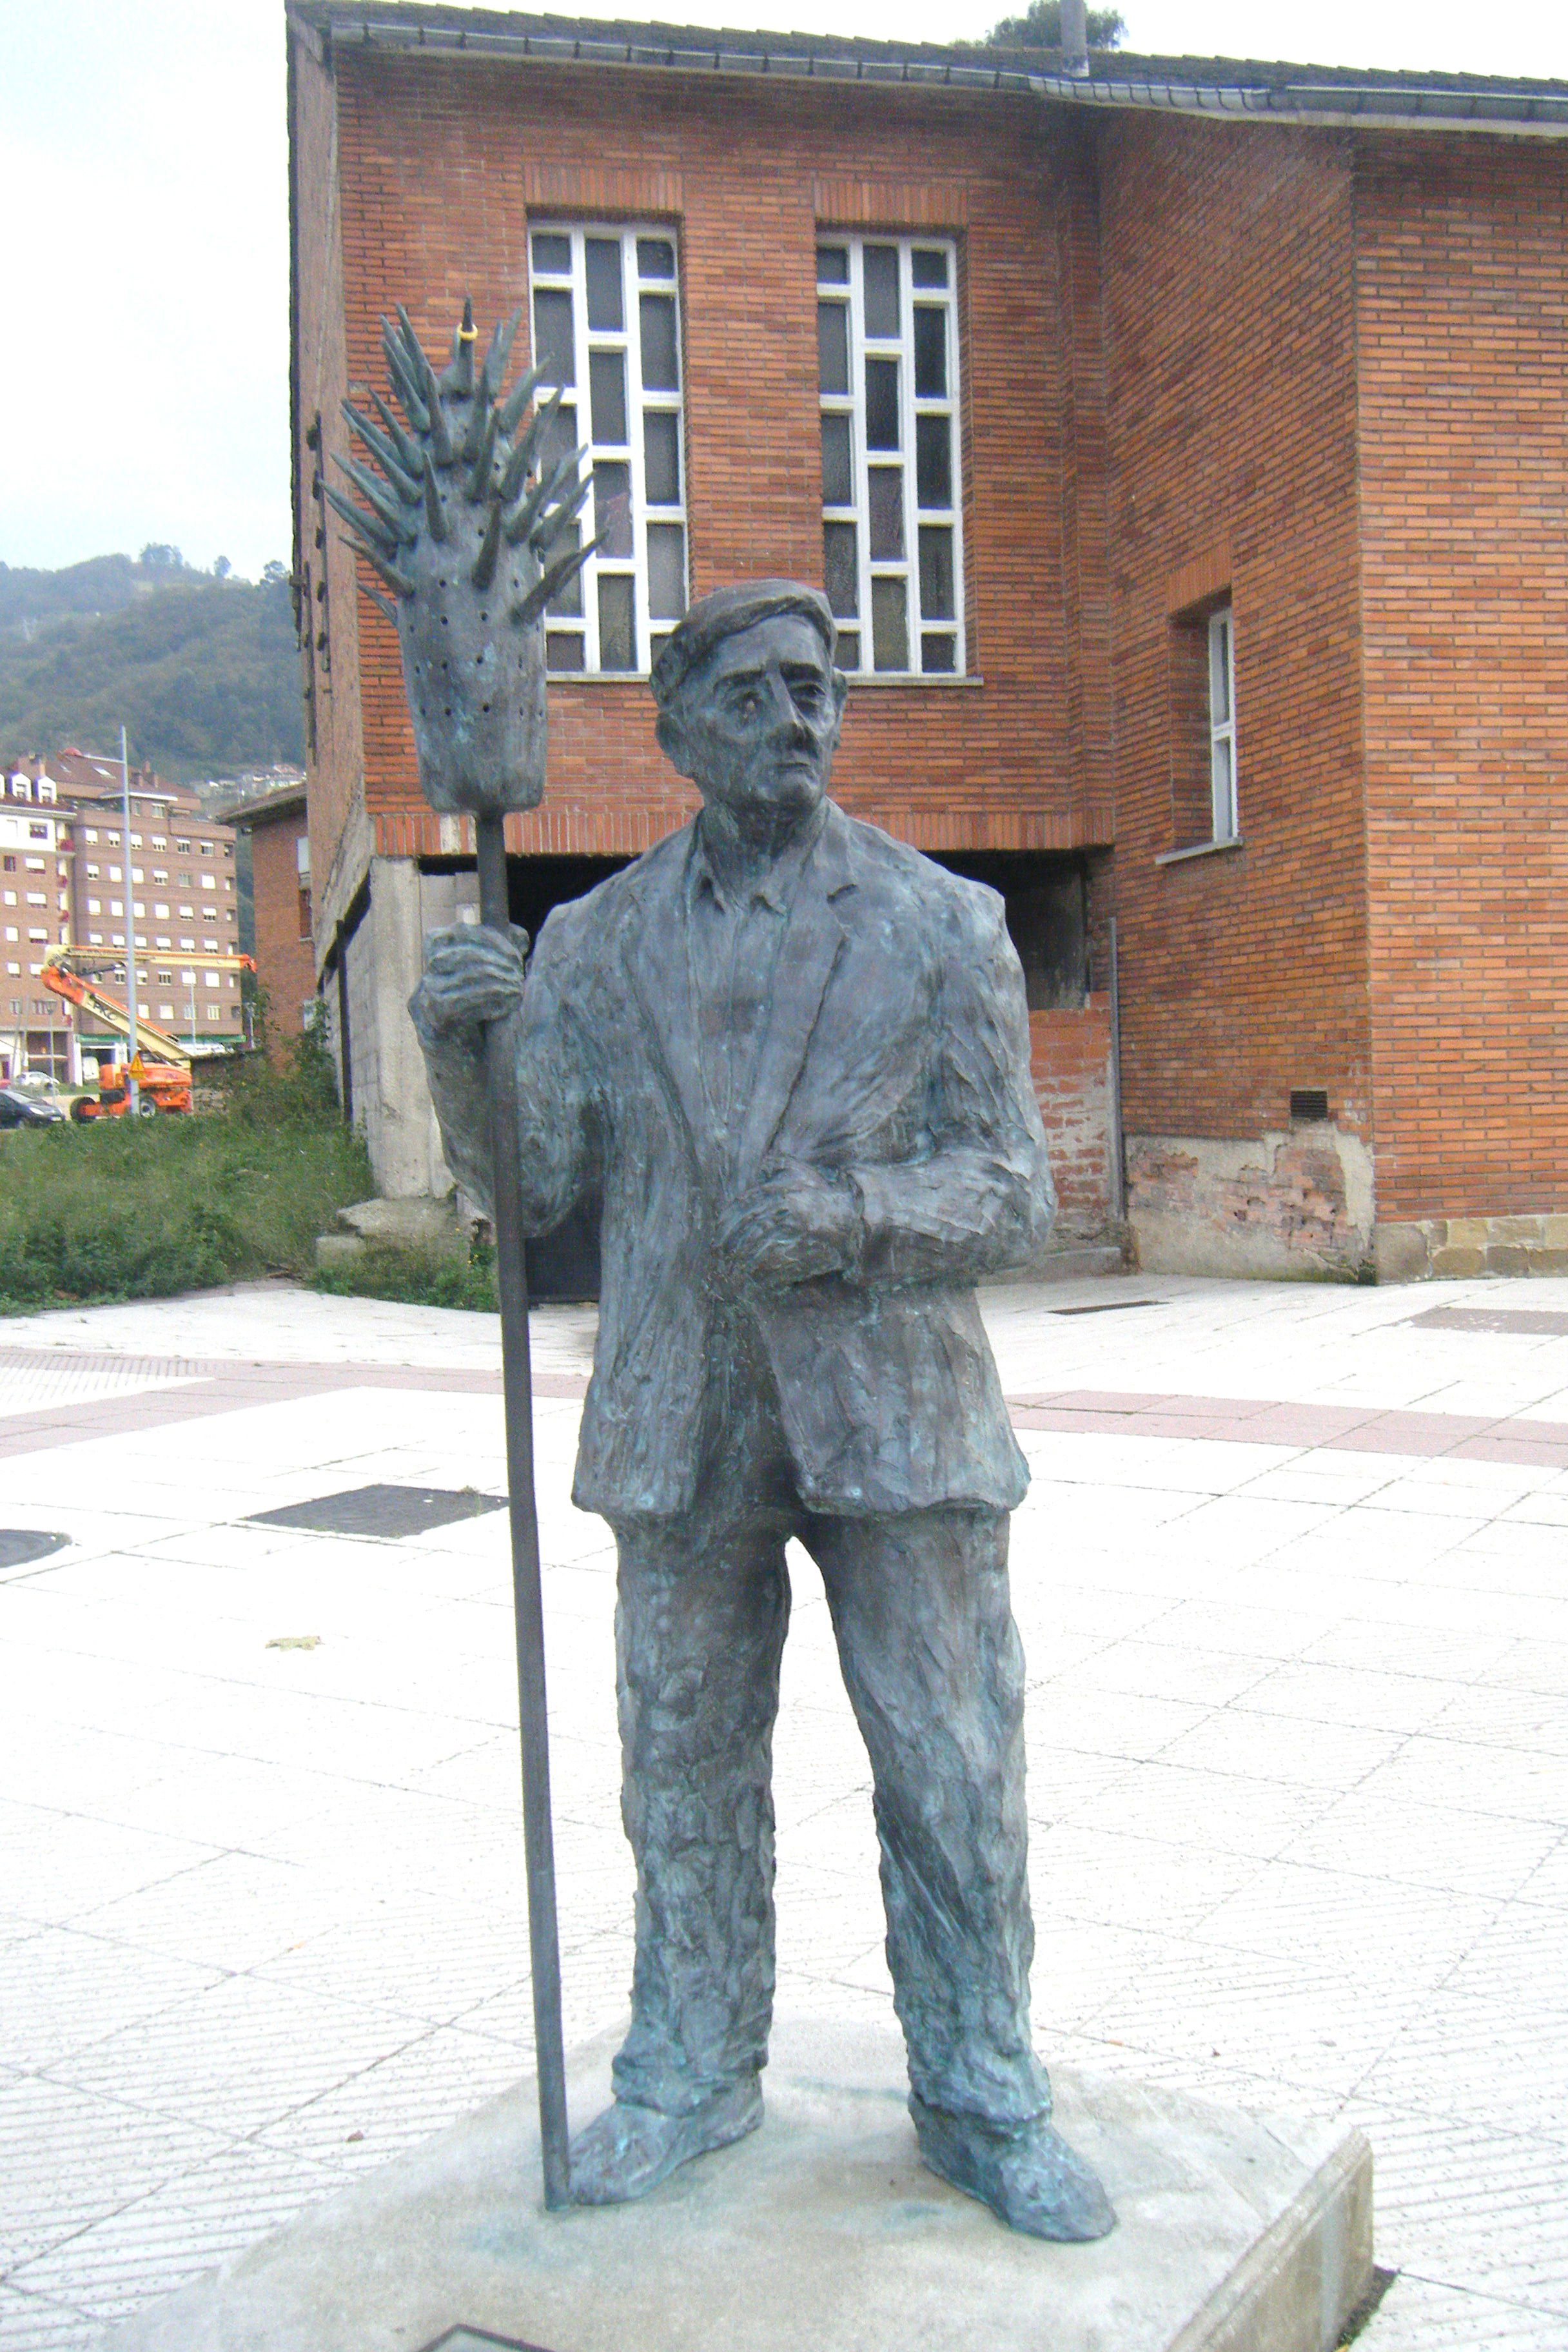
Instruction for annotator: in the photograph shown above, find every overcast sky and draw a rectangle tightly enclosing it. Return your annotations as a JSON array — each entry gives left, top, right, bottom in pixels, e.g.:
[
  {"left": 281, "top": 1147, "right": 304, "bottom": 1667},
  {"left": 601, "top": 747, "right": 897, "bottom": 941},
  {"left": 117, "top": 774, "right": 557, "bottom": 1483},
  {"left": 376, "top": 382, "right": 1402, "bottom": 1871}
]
[{"left": 5, "top": 0, "right": 1565, "bottom": 582}]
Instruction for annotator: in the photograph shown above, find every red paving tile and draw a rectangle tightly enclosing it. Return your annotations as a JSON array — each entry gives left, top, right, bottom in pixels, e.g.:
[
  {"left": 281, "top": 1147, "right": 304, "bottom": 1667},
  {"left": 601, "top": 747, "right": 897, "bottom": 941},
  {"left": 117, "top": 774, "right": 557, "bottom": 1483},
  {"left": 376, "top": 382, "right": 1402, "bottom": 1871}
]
[{"left": 5, "top": 1346, "right": 1567, "bottom": 1480}]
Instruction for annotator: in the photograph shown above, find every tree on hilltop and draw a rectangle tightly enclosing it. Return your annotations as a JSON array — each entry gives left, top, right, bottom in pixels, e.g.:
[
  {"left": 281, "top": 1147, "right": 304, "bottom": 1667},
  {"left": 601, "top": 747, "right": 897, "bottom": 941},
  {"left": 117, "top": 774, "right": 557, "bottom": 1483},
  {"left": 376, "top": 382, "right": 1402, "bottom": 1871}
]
[{"left": 980, "top": 4, "right": 1126, "bottom": 48}]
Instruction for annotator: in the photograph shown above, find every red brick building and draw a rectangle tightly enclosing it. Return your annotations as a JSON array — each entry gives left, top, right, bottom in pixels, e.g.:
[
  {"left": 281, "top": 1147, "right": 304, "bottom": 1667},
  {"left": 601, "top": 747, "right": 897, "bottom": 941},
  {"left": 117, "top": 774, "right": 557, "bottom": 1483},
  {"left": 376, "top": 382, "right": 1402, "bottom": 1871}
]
[
  {"left": 289, "top": 6, "right": 1568, "bottom": 1280},
  {"left": 220, "top": 782, "right": 315, "bottom": 1063}
]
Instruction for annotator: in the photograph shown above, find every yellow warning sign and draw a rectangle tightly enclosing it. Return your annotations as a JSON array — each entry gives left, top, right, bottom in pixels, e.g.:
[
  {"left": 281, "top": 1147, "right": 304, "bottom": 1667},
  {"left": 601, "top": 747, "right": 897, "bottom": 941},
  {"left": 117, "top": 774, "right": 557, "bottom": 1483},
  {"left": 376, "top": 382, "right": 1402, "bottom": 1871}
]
[{"left": 128, "top": 1055, "right": 146, "bottom": 1082}]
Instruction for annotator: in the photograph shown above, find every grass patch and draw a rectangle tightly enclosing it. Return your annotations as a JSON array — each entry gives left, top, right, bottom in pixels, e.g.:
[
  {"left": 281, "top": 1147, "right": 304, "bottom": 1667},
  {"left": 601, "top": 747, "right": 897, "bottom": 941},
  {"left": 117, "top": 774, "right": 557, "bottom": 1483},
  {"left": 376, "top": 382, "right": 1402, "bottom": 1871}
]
[
  {"left": 311, "top": 1239, "right": 500, "bottom": 1313},
  {"left": 0, "top": 1035, "right": 371, "bottom": 1313}
]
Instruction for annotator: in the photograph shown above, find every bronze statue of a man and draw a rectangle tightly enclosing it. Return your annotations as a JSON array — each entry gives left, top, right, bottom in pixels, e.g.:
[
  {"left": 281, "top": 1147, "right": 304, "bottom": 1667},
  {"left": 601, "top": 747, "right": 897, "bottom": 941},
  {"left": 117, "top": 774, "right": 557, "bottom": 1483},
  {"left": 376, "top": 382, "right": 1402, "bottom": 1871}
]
[{"left": 411, "top": 579, "right": 1115, "bottom": 2242}]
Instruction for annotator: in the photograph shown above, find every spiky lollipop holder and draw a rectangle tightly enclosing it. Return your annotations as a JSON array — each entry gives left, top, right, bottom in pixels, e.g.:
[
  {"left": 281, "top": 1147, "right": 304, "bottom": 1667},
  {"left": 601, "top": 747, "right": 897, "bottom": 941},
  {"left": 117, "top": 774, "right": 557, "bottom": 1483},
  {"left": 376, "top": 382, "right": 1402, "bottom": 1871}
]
[{"left": 329, "top": 300, "right": 593, "bottom": 819}]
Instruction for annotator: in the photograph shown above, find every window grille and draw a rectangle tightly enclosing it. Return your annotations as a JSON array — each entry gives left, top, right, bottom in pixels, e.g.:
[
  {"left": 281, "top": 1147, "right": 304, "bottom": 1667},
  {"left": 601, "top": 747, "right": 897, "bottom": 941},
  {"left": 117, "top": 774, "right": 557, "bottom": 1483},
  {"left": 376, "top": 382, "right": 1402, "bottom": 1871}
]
[
  {"left": 816, "top": 235, "right": 963, "bottom": 676},
  {"left": 529, "top": 223, "right": 687, "bottom": 675}
]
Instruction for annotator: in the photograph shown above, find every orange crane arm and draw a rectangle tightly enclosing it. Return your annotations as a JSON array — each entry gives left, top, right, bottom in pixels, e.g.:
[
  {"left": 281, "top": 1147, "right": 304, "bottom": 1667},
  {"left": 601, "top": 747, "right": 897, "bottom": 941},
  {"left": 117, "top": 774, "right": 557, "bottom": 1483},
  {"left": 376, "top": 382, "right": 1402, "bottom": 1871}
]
[{"left": 41, "top": 965, "right": 195, "bottom": 1069}]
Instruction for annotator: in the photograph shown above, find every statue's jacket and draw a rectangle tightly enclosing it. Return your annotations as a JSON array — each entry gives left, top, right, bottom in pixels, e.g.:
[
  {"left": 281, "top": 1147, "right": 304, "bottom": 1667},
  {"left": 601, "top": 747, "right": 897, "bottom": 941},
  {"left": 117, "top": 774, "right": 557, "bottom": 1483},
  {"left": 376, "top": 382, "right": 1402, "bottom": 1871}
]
[{"left": 415, "top": 803, "right": 1057, "bottom": 1522}]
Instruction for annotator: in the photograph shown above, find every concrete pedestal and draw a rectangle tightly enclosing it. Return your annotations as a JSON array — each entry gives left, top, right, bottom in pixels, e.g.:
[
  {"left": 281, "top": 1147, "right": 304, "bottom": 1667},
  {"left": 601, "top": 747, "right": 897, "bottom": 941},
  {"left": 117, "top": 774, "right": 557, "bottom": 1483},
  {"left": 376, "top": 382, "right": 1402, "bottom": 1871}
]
[{"left": 105, "top": 2018, "right": 1372, "bottom": 2352}]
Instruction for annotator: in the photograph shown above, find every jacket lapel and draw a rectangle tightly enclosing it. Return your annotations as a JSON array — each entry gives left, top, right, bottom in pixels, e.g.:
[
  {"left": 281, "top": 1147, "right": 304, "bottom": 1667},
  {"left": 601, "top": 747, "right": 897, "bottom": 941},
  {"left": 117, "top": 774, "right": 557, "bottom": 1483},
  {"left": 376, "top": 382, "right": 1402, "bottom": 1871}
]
[
  {"left": 732, "top": 810, "right": 856, "bottom": 1187},
  {"left": 625, "top": 827, "right": 711, "bottom": 1164}
]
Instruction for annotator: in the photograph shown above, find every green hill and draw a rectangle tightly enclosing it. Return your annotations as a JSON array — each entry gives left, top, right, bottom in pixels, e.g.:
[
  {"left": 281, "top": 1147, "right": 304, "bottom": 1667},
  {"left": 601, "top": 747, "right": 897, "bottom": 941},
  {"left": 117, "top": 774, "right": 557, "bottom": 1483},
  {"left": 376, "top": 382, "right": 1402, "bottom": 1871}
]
[{"left": 0, "top": 554, "right": 305, "bottom": 784}]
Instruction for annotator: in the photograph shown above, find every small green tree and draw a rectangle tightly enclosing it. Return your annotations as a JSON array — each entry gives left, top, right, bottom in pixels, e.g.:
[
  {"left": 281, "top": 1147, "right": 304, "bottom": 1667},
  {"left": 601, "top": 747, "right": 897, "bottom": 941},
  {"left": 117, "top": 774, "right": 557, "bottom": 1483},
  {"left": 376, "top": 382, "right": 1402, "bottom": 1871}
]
[{"left": 980, "top": 3, "right": 1126, "bottom": 48}]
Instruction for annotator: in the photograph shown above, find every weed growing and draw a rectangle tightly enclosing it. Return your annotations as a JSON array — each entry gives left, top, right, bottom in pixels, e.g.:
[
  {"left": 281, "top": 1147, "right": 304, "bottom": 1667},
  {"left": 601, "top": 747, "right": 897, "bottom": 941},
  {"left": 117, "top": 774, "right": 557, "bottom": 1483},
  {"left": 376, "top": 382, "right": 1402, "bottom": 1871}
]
[
  {"left": 0, "top": 1035, "right": 370, "bottom": 1312},
  {"left": 310, "top": 1237, "right": 500, "bottom": 1314}
]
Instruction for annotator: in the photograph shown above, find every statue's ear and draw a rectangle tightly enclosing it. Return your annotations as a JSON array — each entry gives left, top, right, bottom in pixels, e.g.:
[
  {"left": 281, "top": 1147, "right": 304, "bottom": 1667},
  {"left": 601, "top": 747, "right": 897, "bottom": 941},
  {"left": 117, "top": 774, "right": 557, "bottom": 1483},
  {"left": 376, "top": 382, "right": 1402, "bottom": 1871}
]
[{"left": 655, "top": 706, "right": 696, "bottom": 781}]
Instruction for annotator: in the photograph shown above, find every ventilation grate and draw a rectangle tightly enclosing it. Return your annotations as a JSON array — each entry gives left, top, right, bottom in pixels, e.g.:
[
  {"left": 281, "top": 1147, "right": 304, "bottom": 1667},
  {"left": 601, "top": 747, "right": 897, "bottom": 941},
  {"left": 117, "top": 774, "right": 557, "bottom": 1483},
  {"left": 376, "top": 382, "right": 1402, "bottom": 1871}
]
[{"left": 246, "top": 1485, "right": 506, "bottom": 1540}]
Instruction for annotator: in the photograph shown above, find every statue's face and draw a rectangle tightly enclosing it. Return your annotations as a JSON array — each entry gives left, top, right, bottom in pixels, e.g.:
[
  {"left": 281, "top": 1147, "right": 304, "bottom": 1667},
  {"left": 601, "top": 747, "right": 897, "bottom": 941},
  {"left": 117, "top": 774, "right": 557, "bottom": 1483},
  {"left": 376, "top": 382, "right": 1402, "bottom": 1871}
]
[{"left": 658, "top": 615, "right": 847, "bottom": 828}]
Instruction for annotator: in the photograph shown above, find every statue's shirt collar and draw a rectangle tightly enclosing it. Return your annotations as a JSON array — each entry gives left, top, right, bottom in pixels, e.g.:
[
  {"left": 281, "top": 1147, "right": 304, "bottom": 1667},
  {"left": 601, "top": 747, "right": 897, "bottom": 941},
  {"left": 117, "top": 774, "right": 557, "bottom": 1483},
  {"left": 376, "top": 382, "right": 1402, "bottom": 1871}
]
[{"left": 688, "top": 799, "right": 830, "bottom": 919}]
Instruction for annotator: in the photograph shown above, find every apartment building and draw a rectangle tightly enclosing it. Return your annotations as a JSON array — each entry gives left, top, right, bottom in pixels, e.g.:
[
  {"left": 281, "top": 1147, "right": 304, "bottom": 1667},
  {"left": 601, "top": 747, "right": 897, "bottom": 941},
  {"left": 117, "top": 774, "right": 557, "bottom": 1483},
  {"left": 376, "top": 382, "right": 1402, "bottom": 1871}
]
[{"left": 1, "top": 754, "right": 246, "bottom": 1079}]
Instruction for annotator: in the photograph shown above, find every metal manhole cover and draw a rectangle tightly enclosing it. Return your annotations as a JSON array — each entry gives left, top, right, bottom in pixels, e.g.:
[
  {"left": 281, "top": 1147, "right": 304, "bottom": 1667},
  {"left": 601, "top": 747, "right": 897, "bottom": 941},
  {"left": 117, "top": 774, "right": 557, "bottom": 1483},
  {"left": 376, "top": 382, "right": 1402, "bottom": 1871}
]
[
  {"left": 0, "top": 1529, "right": 70, "bottom": 1570},
  {"left": 244, "top": 1484, "right": 507, "bottom": 1539},
  {"left": 1407, "top": 1306, "right": 1568, "bottom": 1337}
]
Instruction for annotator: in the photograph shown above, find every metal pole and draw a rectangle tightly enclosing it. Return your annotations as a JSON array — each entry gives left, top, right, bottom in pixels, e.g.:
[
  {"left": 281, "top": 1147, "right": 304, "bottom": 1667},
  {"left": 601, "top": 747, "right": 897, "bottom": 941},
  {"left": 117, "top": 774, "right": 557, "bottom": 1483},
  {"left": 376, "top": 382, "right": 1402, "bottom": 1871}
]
[
  {"left": 475, "top": 811, "right": 570, "bottom": 2210},
  {"left": 119, "top": 728, "right": 140, "bottom": 1115}
]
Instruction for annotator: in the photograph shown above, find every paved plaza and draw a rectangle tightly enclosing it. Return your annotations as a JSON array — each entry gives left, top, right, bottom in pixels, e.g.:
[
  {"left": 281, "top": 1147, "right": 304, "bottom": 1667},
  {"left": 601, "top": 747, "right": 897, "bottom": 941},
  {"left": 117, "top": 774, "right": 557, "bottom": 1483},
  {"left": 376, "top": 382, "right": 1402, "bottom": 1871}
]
[{"left": 1, "top": 1269, "right": 1567, "bottom": 2347}]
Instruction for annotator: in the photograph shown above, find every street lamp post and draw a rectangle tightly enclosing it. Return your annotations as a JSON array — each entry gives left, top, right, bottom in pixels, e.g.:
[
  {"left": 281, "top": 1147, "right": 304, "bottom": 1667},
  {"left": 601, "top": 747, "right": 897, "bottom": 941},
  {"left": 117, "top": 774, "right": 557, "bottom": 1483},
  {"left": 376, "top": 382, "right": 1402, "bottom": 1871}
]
[{"left": 119, "top": 727, "right": 141, "bottom": 1115}]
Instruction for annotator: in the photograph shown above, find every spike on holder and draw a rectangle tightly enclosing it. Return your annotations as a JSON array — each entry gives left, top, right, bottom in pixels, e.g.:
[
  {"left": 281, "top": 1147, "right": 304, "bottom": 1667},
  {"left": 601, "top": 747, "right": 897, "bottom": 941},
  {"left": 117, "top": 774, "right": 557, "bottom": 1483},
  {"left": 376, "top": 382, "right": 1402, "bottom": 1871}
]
[
  {"left": 329, "top": 297, "right": 595, "bottom": 818},
  {"left": 333, "top": 302, "right": 585, "bottom": 2213}
]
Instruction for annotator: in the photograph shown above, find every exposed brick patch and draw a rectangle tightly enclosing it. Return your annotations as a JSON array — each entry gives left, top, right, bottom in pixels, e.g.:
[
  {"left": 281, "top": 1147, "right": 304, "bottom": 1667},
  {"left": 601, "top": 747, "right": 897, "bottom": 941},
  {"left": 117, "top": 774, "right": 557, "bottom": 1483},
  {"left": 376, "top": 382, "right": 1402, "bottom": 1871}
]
[
  {"left": 1031, "top": 997, "right": 1114, "bottom": 1237},
  {"left": 1128, "top": 1128, "right": 1373, "bottom": 1278}
]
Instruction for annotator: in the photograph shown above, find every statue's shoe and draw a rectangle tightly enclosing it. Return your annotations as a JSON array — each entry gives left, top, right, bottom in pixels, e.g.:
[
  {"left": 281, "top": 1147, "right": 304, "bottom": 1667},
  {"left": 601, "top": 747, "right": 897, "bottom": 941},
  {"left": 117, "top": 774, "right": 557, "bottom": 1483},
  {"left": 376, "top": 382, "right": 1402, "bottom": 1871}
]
[
  {"left": 569, "top": 2078, "right": 763, "bottom": 2206},
  {"left": 910, "top": 2096, "right": 1117, "bottom": 2242}
]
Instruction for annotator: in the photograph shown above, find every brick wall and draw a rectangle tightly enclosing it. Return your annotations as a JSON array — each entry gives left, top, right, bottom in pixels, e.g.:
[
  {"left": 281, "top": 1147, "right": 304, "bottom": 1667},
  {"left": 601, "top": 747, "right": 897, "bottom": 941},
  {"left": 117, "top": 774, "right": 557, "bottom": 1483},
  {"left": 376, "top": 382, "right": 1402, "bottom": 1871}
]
[
  {"left": 1357, "top": 135, "right": 1568, "bottom": 1221},
  {"left": 249, "top": 812, "right": 316, "bottom": 1061},
  {"left": 302, "top": 41, "right": 1117, "bottom": 877},
  {"left": 293, "top": 19, "right": 367, "bottom": 941},
  {"left": 1030, "top": 996, "right": 1115, "bottom": 1237},
  {"left": 1098, "top": 114, "right": 1371, "bottom": 1152}
]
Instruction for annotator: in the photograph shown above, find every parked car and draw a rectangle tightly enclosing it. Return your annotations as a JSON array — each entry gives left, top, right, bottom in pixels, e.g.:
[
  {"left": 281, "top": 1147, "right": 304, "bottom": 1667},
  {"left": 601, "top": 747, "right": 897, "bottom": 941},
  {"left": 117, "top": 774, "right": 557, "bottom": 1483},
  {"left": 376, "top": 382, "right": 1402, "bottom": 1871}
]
[{"left": 0, "top": 1086, "right": 67, "bottom": 1129}]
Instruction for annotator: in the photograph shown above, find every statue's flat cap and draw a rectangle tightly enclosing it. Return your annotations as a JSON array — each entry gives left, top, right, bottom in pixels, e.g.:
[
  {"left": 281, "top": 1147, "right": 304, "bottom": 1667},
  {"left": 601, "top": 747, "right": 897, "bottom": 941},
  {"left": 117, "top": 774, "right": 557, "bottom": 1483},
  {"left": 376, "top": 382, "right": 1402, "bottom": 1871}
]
[{"left": 651, "top": 580, "right": 836, "bottom": 706}]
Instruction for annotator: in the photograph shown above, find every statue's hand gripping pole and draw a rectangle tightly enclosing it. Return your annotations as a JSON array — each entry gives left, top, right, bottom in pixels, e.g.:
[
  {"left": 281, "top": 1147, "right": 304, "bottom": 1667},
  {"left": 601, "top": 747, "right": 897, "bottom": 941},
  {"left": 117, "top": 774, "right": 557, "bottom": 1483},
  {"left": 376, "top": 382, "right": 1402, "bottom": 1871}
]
[{"left": 335, "top": 299, "right": 596, "bottom": 2210}]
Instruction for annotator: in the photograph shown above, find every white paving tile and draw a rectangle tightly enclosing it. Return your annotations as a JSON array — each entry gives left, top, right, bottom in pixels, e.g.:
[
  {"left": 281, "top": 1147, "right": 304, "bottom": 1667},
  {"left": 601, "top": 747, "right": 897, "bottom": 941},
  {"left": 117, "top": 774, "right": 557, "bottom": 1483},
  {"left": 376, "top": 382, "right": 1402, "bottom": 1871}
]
[
  {"left": 0, "top": 2071, "right": 225, "bottom": 2273},
  {"left": 6, "top": 1275, "right": 1568, "bottom": 2339},
  {"left": 0, "top": 2283, "right": 98, "bottom": 2350},
  {"left": 0, "top": 1934, "right": 222, "bottom": 2073}
]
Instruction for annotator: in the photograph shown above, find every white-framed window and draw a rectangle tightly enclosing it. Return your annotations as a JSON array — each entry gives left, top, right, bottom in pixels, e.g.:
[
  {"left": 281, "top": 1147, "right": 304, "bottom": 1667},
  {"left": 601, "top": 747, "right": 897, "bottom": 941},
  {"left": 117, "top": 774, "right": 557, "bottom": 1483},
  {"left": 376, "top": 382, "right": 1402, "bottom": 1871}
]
[
  {"left": 528, "top": 222, "right": 687, "bottom": 676},
  {"left": 1208, "top": 606, "right": 1237, "bottom": 841},
  {"left": 817, "top": 233, "right": 963, "bottom": 677}
]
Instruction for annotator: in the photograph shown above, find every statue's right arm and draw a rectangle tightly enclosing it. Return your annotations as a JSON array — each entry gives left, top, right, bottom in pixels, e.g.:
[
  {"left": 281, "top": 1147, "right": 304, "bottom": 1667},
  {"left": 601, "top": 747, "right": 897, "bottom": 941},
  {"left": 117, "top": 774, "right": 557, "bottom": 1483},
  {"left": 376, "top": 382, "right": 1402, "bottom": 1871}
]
[{"left": 408, "top": 912, "right": 594, "bottom": 1231}]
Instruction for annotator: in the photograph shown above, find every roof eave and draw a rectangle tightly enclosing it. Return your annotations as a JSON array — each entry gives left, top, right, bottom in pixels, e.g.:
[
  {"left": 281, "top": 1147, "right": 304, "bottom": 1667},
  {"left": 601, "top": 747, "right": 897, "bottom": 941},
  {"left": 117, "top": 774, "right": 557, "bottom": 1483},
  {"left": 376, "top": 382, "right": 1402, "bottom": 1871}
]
[{"left": 300, "top": 9, "right": 1568, "bottom": 137}]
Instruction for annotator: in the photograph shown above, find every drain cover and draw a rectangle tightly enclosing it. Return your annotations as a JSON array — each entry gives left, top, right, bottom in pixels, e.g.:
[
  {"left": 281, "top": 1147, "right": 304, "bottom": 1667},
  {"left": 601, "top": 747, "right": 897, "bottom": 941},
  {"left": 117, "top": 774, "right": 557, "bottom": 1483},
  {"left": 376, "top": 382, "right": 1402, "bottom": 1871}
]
[
  {"left": 245, "top": 1484, "right": 506, "bottom": 1540},
  {"left": 0, "top": 1529, "right": 70, "bottom": 1570},
  {"left": 1407, "top": 1306, "right": 1568, "bottom": 1337}
]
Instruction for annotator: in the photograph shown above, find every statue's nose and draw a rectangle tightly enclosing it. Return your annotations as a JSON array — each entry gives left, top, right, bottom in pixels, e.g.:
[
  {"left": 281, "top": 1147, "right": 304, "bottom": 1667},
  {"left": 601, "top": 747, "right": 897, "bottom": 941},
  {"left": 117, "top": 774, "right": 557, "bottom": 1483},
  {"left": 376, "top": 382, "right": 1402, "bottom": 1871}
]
[{"left": 763, "top": 673, "right": 810, "bottom": 741}]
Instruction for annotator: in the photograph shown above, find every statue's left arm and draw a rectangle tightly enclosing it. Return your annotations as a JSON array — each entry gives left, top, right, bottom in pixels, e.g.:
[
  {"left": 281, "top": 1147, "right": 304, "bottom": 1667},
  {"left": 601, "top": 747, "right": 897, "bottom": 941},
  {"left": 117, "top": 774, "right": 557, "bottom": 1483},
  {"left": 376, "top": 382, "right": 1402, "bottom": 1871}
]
[{"left": 849, "top": 888, "right": 1056, "bottom": 1286}]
